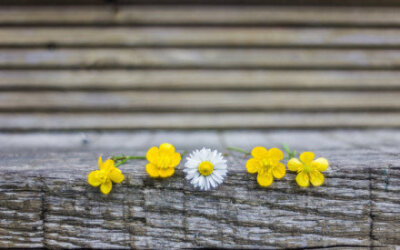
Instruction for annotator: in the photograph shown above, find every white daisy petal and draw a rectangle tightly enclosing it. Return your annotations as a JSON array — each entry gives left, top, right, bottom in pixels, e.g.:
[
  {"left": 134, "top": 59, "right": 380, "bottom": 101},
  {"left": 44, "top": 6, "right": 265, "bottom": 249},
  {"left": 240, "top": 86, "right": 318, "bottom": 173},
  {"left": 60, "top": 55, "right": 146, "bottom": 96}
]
[
  {"left": 186, "top": 170, "right": 199, "bottom": 180},
  {"left": 199, "top": 176, "right": 206, "bottom": 190},
  {"left": 184, "top": 148, "right": 228, "bottom": 191},
  {"left": 208, "top": 175, "right": 218, "bottom": 188}
]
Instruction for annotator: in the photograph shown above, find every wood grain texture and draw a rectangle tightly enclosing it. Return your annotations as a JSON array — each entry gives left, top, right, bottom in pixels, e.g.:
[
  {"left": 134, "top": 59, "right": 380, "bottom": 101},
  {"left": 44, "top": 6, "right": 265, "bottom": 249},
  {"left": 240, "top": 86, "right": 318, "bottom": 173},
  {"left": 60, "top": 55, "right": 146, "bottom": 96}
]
[
  {"left": 1, "top": 48, "right": 400, "bottom": 69},
  {"left": 1, "top": 70, "right": 400, "bottom": 90},
  {"left": 2, "top": 27, "right": 400, "bottom": 47},
  {"left": 1, "top": 130, "right": 399, "bottom": 248},
  {"left": 1, "top": 7, "right": 400, "bottom": 22},
  {"left": 1, "top": 0, "right": 399, "bottom": 5},
  {"left": 1, "top": 91, "right": 400, "bottom": 112},
  {"left": 2, "top": 112, "right": 400, "bottom": 130}
]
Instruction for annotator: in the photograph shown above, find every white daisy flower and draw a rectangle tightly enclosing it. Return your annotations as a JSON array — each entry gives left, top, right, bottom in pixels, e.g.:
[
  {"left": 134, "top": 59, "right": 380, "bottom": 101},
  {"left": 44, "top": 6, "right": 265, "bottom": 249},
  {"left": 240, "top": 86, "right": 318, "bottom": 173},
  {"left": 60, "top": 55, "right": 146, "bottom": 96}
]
[{"left": 184, "top": 148, "right": 228, "bottom": 191}]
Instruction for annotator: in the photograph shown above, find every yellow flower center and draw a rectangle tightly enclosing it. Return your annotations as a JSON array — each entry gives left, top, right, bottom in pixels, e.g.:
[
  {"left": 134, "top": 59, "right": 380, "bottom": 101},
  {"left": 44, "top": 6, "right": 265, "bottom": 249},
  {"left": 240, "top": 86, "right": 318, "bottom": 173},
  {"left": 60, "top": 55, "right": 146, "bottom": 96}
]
[
  {"left": 97, "top": 171, "right": 108, "bottom": 183},
  {"left": 157, "top": 155, "right": 171, "bottom": 169},
  {"left": 261, "top": 158, "right": 274, "bottom": 172},
  {"left": 198, "top": 161, "right": 214, "bottom": 176},
  {"left": 303, "top": 164, "right": 312, "bottom": 173}
]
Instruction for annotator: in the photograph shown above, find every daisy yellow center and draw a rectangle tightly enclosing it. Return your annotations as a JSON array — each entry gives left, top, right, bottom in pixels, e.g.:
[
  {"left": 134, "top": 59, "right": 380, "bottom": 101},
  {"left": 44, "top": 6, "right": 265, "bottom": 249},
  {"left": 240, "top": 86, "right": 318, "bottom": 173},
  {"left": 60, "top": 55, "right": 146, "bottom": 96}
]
[{"left": 198, "top": 161, "right": 214, "bottom": 176}]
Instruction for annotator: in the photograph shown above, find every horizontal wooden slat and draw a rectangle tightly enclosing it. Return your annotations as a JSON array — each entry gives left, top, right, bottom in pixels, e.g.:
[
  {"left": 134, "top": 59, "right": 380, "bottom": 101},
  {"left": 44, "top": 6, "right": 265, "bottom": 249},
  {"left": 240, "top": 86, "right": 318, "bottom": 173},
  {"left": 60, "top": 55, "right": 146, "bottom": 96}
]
[
  {"left": 1, "top": 91, "right": 400, "bottom": 111},
  {"left": 1, "top": 70, "right": 400, "bottom": 90},
  {"left": 1, "top": 112, "right": 400, "bottom": 130},
  {"left": 1, "top": 7, "right": 400, "bottom": 25},
  {"left": 2, "top": 130, "right": 400, "bottom": 150},
  {"left": 1, "top": 49, "right": 400, "bottom": 69},
  {"left": 2, "top": 0, "right": 400, "bottom": 6},
  {"left": 2, "top": 28, "right": 400, "bottom": 47}
]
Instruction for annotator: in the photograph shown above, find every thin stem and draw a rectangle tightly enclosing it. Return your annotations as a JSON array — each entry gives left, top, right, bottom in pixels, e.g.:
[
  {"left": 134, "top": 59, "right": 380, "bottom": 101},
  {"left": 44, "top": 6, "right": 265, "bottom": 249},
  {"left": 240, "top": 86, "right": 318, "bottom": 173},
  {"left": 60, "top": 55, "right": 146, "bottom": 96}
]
[
  {"left": 112, "top": 155, "right": 146, "bottom": 168},
  {"left": 226, "top": 147, "right": 250, "bottom": 155},
  {"left": 282, "top": 143, "right": 291, "bottom": 154},
  {"left": 126, "top": 156, "right": 147, "bottom": 160},
  {"left": 113, "top": 150, "right": 185, "bottom": 168},
  {"left": 282, "top": 143, "right": 297, "bottom": 160},
  {"left": 115, "top": 159, "right": 129, "bottom": 167},
  {"left": 112, "top": 155, "right": 146, "bottom": 161},
  {"left": 112, "top": 156, "right": 126, "bottom": 161}
]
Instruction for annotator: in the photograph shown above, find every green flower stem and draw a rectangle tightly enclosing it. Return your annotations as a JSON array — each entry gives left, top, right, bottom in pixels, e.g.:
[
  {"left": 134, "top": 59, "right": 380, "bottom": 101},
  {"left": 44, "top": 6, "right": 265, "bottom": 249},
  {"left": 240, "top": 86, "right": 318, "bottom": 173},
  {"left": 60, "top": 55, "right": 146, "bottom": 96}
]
[
  {"left": 113, "top": 150, "right": 187, "bottom": 168},
  {"left": 115, "top": 159, "right": 129, "bottom": 167},
  {"left": 112, "top": 155, "right": 146, "bottom": 167},
  {"left": 226, "top": 147, "right": 250, "bottom": 155},
  {"left": 282, "top": 143, "right": 297, "bottom": 160}
]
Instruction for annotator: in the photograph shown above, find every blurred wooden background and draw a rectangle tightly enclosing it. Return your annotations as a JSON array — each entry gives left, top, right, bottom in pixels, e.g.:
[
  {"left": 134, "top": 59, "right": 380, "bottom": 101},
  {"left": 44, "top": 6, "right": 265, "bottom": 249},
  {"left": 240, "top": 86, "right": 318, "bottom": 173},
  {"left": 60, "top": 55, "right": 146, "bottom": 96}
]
[{"left": 1, "top": 1, "right": 400, "bottom": 130}]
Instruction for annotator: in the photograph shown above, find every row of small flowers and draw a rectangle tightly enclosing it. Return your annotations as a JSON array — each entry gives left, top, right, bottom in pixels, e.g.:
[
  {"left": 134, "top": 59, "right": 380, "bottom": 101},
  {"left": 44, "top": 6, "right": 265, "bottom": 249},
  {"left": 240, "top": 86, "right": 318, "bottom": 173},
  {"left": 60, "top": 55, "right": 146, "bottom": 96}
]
[{"left": 88, "top": 143, "right": 329, "bottom": 195}]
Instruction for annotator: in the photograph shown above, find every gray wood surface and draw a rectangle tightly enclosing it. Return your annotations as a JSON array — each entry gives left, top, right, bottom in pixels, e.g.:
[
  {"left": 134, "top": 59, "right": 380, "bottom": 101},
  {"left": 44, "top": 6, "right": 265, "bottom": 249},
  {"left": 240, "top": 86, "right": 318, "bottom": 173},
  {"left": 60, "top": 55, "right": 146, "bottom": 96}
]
[
  {"left": 2, "top": 49, "right": 400, "bottom": 69},
  {"left": 0, "top": 6, "right": 399, "bottom": 130},
  {"left": 5, "top": 7, "right": 400, "bottom": 26},
  {"left": 2, "top": 28, "right": 400, "bottom": 47},
  {"left": 2, "top": 91, "right": 400, "bottom": 111},
  {"left": 3, "top": 112, "right": 400, "bottom": 130},
  {"left": 1, "top": 70, "right": 400, "bottom": 90},
  {"left": 1, "top": 130, "right": 399, "bottom": 248}
]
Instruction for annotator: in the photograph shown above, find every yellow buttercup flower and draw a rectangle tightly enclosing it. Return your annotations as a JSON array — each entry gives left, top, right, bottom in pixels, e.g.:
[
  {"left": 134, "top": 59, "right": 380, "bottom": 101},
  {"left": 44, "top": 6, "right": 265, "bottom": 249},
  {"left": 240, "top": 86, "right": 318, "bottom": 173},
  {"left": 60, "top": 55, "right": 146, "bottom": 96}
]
[
  {"left": 288, "top": 152, "right": 329, "bottom": 187},
  {"left": 146, "top": 143, "right": 181, "bottom": 178},
  {"left": 246, "top": 147, "right": 286, "bottom": 187},
  {"left": 88, "top": 157, "right": 125, "bottom": 195}
]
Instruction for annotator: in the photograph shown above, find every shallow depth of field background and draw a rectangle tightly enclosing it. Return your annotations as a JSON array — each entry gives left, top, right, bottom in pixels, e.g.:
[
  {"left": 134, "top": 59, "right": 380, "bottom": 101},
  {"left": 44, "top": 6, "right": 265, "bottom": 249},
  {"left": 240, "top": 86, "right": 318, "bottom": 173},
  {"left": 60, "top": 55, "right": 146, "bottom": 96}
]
[{"left": 1, "top": 0, "right": 400, "bottom": 131}]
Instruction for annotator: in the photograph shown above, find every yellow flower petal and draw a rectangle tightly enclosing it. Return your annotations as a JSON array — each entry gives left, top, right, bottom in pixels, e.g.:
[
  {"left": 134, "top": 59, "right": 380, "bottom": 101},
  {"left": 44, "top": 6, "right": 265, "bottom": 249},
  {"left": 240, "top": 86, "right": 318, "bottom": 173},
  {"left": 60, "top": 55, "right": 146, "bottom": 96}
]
[
  {"left": 159, "top": 167, "right": 175, "bottom": 178},
  {"left": 170, "top": 152, "right": 181, "bottom": 167},
  {"left": 146, "top": 147, "right": 159, "bottom": 164},
  {"left": 159, "top": 143, "right": 175, "bottom": 154},
  {"left": 312, "top": 157, "right": 329, "bottom": 172},
  {"left": 300, "top": 152, "right": 315, "bottom": 164},
  {"left": 100, "top": 179, "right": 112, "bottom": 195},
  {"left": 287, "top": 158, "right": 303, "bottom": 172},
  {"left": 251, "top": 146, "right": 268, "bottom": 159},
  {"left": 101, "top": 159, "right": 114, "bottom": 170},
  {"left": 267, "top": 148, "right": 284, "bottom": 161},
  {"left": 98, "top": 156, "right": 103, "bottom": 170},
  {"left": 309, "top": 170, "right": 325, "bottom": 186},
  {"left": 246, "top": 158, "right": 260, "bottom": 173},
  {"left": 109, "top": 168, "right": 125, "bottom": 183},
  {"left": 88, "top": 170, "right": 102, "bottom": 187},
  {"left": 257, "top": 172, "right": 273, "bottom": 187},
  {"left": 146, "top": 163, "right": 160, "bottom": 178},
  {"left": 296, "top": 171, "right": 310, "bottom": 187},
  {"left": 272, "top": 162, "right": 286, "bottom": 179}
]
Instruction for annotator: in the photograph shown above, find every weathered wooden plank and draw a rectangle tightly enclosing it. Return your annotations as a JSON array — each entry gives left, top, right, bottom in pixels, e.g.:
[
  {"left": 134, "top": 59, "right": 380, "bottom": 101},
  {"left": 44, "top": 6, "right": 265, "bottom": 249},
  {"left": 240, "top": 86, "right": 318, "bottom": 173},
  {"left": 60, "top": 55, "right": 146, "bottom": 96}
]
[
  {"left": 0, "top": 0, "right": 397, "bottom": 5},
  {"left": 1, "top": 70, "right": 400, "bottom": 90},
  {"left": 0, "top": 187, "right": 43, "bottom": 248},
  {"left": 0, "top": 131, "right": 222, "bottom": 150},
  {"left": 4, "top": 130, "right": 400, "bottom": 150},
  {"left": 114, "top": 7, "right": 400, "bottom": 26},
  {"left": 0, "top": 91, "right": 399, "bottom": 111},
  {"left": 1, "top": 130, "right": 399, "bottom": 248},
  {"left": 1, "top": 49, "right": 400, "bottom": 69},
  {"left": 2, "top": 112, "right": 400, "bottom": 130},
  {"left": 1, "top": 7, "right": 400, "bottom": 25},
  {"left": 2, "top": 28, "right": 400, "bottom": 47}
]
